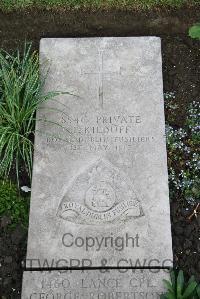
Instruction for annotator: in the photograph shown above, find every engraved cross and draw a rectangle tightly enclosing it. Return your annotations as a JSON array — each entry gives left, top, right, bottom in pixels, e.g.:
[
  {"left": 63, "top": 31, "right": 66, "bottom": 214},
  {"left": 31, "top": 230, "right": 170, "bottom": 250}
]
[{"left": 81, "top": 50, "right": 120, "bottom": 109}]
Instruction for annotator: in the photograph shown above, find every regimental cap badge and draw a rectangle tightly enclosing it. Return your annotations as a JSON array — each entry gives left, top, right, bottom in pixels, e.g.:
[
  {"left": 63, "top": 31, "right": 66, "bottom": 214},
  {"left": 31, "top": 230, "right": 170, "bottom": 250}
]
[{"left": 57, "top": 158, "right": 144, "bottom": 225}]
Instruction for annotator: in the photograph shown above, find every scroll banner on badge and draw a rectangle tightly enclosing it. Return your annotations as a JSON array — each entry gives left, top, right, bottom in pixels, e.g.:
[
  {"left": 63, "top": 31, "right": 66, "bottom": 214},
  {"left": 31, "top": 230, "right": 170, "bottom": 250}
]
[{"left": 58, "top": 200, "right": 144, "bottom": 224}]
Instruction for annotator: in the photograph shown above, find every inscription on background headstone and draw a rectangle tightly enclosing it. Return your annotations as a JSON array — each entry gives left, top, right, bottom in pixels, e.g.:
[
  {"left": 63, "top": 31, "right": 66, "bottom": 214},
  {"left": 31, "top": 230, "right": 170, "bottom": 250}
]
[
  {"left": 21, "top": 37, "right": 173, "bottom": 298},
  {"left": 22, "top": 270, "right": 170, "bottom": 298}
]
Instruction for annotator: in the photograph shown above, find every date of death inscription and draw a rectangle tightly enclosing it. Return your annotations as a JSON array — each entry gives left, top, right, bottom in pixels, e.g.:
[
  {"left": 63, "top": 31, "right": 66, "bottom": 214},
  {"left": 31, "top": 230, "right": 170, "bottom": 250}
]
[{"left": 42, "top": 114, "right": 157, "bottom": 152}]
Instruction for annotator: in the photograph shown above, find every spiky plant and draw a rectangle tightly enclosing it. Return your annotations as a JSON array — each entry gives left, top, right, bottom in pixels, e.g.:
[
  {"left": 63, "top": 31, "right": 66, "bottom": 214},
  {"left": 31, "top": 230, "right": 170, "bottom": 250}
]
[
  {"left": 161, "top": 270, "right": 200, "bottom": 299},
  {"left": 0, "top": 44, "right": 58, "bottom": 184}
]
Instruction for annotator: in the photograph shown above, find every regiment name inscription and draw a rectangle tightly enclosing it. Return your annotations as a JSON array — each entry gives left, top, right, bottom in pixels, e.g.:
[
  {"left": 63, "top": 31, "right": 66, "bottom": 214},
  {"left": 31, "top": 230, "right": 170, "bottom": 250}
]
[{"left": 44, "top": 112, "right": 155, "bottom": 153}]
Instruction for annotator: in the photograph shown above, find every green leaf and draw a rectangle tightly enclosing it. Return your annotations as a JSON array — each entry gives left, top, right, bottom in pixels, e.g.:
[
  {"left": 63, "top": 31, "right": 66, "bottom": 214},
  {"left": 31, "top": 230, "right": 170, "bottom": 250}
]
[
  {"left": 189, "top": 23, "right": 200, "bottom": 40},
  {"left": 0, "top": 42, "right": 62, "bottom": 185},
  {"left": 182, "top": 282, "right": 197, "bottom": 299},
  {"left": 170, "top": 271, "right": 176, "bottom": 289},
  {"left": 0, "top": 179, "right": 30, "bottom": 228},
  {"left": 177, "top": 271, "right": 184, "bottom": 298},
  {"left": 166, "top": 291, "right": 176, "bottom": 299},
  {"left": 163, "top": 279, "right": 174, "bottom": 293},
  {"left": 188, "top": 276, "right": 195, "bottom": 284},
  {"left": 196, "top": 285, "right": 200, "bottom": 297}
]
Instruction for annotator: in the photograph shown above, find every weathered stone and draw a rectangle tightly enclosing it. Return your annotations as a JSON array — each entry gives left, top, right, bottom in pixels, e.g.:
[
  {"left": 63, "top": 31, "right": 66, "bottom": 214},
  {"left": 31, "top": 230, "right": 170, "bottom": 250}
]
[
  {"left": 22, "top": 269, "right": 169, "bottom": 299},
  {"left": 25, "top": 37, "right": 172, "bottom": 268}
]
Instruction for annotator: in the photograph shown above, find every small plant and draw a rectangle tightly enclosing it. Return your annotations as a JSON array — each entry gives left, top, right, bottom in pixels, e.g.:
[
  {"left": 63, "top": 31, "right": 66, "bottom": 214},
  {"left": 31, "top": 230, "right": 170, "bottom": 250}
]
[
  {"left": 0, "top": 44, "right": 59, "bottom": 183},
  {"left": 165, "top": 97, "right": 200, "bottom": 206},
  {"left": 189, "top": 23, "right": 200, "bottom": 40},
  {"left": 0, "top": 180, "right": 29, "bottom": 228},
  {"left": 161, "top": 270, "right": 200, "bottom": 299}
]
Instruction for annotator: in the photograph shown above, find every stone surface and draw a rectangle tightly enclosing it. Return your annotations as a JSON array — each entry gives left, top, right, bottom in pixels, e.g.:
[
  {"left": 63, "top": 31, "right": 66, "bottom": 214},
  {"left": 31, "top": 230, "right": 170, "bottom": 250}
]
[
  {"left": 26, "top": 37, "right": 173, "bottom": 267},
  {"left": 22, "top": 269, "right": 170, "bottom": 298}
]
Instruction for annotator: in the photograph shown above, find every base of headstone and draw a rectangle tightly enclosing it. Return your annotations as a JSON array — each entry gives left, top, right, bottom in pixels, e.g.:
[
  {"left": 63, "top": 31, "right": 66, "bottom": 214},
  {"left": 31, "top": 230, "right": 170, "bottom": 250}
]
[{"left": 21, "top": 269, "right": 169, "bottom": 298}]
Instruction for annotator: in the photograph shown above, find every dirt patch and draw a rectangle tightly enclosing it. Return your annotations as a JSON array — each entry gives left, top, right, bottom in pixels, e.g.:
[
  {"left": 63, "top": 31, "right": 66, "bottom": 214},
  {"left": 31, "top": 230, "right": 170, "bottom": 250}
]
[
  {"left": 163, "top": 36, "right": 200, "bottom": 126},
  {"left": 0, "top": 218, "right": 27, "bottom": 299},
  {"left": 171, "top": 203, "right": 200, "bottom": 282},
  {"left": 0, "top": 6, "right": 200, "bottom": 299},
  {"left": 0, "top": 6, "right": 200, "bottom": 50}
]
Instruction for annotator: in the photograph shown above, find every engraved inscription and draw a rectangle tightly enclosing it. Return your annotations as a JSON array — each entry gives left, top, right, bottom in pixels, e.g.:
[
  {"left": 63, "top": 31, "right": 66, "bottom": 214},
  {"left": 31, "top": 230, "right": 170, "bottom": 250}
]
[
  {"left": 24, "top": 271, "right": 167, "bottom": 299},
  {"left": 44, "top": 112, "right": 155, "bottom": 154}
]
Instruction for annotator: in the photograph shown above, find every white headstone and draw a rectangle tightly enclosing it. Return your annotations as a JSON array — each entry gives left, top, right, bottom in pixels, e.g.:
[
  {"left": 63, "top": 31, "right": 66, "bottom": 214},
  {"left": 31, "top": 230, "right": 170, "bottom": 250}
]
[{"left": 22, "top": 37, "right": 173, "bottom": 297}]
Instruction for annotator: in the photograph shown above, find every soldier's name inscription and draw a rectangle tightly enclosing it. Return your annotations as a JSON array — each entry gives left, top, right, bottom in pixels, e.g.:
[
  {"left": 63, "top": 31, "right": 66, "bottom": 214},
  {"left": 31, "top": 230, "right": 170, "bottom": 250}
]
[
  {"left": 29, "top": 291, "right": 163, "bottom": 299},
  {"left": 43, "top": 112, "right": 155, "bottom": 152},
  {"left": 60, "top": 114, "right": 142, "bottom": 135}
]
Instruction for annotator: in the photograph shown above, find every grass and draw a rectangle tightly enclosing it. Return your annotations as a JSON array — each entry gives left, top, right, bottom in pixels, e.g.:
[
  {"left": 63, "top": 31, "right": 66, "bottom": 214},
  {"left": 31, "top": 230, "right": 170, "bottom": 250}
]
[
  {"left": 0, "top": 179, "right": 30, "bottom": 228},
  {"left": 0, "top": 44, "right": 59, "bottom": 184},
  {"left": 0, "top": 0, "right": 199, "bottom": 11}
]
